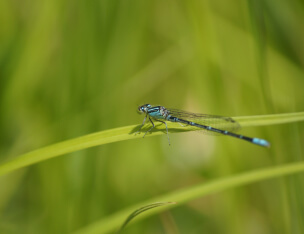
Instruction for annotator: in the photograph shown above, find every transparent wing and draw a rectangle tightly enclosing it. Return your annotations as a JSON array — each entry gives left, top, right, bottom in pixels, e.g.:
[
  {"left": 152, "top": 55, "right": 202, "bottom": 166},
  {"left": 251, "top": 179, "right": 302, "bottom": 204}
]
[{"left": 167, "top": 108, "right": 241, "bottom": 134}]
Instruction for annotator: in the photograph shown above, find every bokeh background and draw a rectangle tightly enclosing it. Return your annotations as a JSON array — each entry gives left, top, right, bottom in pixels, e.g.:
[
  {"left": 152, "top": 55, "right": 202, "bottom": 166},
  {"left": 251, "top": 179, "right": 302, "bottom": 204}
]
[{"left": 1, "top": 0, "right": 304, "bottom": 233}]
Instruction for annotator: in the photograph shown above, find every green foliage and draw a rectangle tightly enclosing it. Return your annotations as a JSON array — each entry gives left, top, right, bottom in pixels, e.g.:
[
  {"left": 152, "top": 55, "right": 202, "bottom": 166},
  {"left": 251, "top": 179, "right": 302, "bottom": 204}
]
[
  {"left": 1, "top": 0, "right": 304, "bottom": 233},
  {"left": 75, "top": 162, "right": 304, "bottom": 234}
]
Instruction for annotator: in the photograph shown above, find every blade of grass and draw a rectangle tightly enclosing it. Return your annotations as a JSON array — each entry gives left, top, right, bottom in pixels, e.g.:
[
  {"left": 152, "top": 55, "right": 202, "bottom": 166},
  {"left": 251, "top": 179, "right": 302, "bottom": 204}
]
[
  {"left": 117, "top": 202, "right": 176, "bottom": 233},
  {"left": 0, "top": 111, "right": 303, "bottom": 177},
  {"left": 234, "top": 112, "right": 304, "bottom": 127},
  {"left": 73, "top": 161, "right": 304, "bottom": 234}
]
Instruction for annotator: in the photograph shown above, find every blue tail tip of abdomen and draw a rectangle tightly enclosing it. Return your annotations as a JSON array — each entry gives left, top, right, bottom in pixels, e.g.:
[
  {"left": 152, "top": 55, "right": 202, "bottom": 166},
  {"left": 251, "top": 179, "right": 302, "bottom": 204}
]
[{"left": 252, "top": 138, "right": 271, "bottom": 147}]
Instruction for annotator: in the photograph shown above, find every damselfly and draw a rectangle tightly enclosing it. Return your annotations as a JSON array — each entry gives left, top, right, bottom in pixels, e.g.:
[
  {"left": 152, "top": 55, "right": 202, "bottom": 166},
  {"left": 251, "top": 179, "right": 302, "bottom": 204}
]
[{"left": 136, "top": 104, "right": 270, "bottom": 147}]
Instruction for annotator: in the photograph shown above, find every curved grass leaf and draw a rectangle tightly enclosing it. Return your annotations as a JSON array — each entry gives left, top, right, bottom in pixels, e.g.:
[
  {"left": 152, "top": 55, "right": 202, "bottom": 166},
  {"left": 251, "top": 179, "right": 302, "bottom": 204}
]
[
  {"left": 235, "top": 112, "right": 304, "bottom": 127},
  {"left": 0, "top": 111, "right": 304, "bottom": 177},
  {"left": 73, "top": 161, "right": 304, "bottom": 234},
  {"left": 117, "top": 202, "right": 176, "bottom": 233}
]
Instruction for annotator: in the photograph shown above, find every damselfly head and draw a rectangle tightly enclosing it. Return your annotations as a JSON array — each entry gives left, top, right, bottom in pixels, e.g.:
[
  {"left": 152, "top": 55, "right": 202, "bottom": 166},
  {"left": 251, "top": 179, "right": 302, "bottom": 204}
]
[{"left": 138, "top": 104, "right": 151, "bottom": 113}]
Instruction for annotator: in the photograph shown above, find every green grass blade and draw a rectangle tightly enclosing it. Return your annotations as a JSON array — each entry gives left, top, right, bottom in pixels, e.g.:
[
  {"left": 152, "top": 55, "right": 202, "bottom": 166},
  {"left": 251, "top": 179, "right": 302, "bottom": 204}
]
[
  {"left": 234, "top": 112, "right": 304, "bottom": 127},
  {"left": 0, "top": 111, "right": 303, "bottom": 177},
  {"left": 117, "top": 202, "right": 176, "bottom": 233},
  {"left": 73, "top": 161, "right": 304, "bottom": 234}
]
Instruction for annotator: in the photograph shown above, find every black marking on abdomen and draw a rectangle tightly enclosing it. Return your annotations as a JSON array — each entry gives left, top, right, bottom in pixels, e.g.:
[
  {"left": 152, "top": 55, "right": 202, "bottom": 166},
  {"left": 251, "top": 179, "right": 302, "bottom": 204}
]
[{"left": 171, "top": 117, "right": 258, "bottom": 145}]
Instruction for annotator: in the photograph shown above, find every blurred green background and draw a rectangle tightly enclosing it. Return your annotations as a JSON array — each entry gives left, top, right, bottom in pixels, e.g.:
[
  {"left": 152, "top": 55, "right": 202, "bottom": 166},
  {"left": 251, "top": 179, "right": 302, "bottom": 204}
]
[{"left": 1, "top": 0, "right": 304, "bottom": 233}]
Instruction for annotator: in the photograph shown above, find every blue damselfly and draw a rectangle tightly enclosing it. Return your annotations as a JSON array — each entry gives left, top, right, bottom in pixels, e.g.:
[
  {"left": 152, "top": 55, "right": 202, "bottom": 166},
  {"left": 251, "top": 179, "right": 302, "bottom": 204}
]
[{"left": 136, "top": 104, "right": 270, "bottom": 147}]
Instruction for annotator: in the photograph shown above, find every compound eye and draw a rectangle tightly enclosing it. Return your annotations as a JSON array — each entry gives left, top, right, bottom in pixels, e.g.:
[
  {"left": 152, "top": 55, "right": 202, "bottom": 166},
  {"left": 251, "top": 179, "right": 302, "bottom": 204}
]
[{"left": 147, "top": 104, "right": 151, "bottom": 108}]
